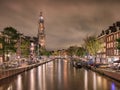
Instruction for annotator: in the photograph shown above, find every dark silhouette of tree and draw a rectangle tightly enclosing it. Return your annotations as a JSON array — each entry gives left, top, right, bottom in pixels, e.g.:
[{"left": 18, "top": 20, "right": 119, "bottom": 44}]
[
  {"left": 2, "top": 27, "right": 19, "bottom": 52},
  {"left": 105, "top": 29, "right": 109, "bottom": 34},
  {"left": 66, "top": 46, "right": 86, "bottom": 57},
  {"left": 1, "top": 27, "right": 20, "bottom": 61},
  {"left": 76, "top": 47, "right": 86, "bottom": 57},
  {"left": 116, "top": 21, "right": 120, "bottom": 27},
  {"left": 20, "top": 37, "right": 30, "bottom": 57}
]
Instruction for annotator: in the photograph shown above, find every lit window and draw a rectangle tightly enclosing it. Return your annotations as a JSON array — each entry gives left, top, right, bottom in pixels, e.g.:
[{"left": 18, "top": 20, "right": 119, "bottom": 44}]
[
  {"left": 111, "top": 35, "right": 113, "bottom": 41},
  {"left": 111, "top": 42, "right": 113, "bottom": 48}
]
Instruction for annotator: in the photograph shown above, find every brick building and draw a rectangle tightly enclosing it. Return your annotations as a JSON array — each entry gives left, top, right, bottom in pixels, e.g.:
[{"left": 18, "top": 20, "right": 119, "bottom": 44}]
[{"left": 97, "top": 21, "right": 120, "bottom": 63}]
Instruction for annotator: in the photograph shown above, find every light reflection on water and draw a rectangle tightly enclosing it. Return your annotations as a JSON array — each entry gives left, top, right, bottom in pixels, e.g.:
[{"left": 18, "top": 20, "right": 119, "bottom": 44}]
[
  {"left": 16, "top": 75, "right": 22, "bottom": 90},
  {"left": 111, "top": 83, "right": 116, "bottom": 90},
  {"left": 37, "top": 64, "right": 47, "bottom": 90},
  {"left": 37, "top": 65, "right": 41, "bottom": 90},
  {"left": 84, "top": 70, "right": 88, "bottom": 90},
  {"left": 7, "top": 85, "right": 13, "bottom": 90},
  {"left": 0, "top": 59, "right": 120, "bottom": 90},
  {"left": 58, "top": 59, "right": 62, "bottom": 85},
  {"left": 93, "top": 72, "right": 96, "bottom": 90},
  {"left": 30, "top": 69, "right": 35, "bottom": 90},
  {"left": 97, "top": 75, "right": 102, "bottom": 88}
]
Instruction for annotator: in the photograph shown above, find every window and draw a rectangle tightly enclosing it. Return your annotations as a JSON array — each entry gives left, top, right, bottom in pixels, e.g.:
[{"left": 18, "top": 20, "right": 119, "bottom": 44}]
[
  {"left": 111, "top": 35, "right": 113, "bottom": 41},
  {"left": 111, "top": 42, "right": 113, "bottom": 48},
  {"left": 107, "top": 44, "right": 108, "bottom": 48},
  {"left": 108, "top": 37, "right": 110, "bottom": 42}
]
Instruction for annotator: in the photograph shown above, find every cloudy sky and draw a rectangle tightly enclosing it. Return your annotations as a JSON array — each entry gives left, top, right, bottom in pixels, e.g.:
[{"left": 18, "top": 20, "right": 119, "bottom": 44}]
[{"left": 0, "top": 0, "right": 120, "bottom": 50}]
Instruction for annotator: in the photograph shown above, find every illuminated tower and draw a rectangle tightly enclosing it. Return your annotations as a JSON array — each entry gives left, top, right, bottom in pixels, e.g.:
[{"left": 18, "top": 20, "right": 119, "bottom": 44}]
[{"left": 38, "top": 12, "right": 46, "bottom": 54}]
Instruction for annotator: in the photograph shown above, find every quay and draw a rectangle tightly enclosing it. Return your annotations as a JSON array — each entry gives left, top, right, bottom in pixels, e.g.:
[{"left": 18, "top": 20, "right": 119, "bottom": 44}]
[
  {"left": 0, "top": 59, "right": 53, "bottom": 80},
  {"left": 91, "top": 67, "right": 120, "bottom": 82}
]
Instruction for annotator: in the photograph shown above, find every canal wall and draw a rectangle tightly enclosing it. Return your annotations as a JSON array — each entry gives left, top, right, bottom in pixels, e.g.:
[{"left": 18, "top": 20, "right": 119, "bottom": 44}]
[
  {"left": 0, "top": 60, "right": 53, "bottom": 80},
  {"left": 91, "top": 67, "right": 120, "bottom": 82}
]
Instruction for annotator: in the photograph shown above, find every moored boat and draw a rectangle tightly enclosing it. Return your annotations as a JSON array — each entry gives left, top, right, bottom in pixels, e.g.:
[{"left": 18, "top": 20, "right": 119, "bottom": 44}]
[{"left": 75, "top": 62, "right": 82, "bottom": 68}]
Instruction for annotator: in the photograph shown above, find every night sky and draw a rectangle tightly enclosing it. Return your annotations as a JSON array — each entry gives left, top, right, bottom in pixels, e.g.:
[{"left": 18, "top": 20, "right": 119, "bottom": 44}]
[{"left": 0, "top": 0, "right": 120, "bottom": 50}]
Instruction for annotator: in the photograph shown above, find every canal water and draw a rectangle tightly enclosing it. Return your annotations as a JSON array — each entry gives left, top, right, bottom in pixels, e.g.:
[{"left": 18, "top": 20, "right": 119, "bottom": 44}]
[{"left": 0, "top": 59, "right": 120, "bottom": 90}]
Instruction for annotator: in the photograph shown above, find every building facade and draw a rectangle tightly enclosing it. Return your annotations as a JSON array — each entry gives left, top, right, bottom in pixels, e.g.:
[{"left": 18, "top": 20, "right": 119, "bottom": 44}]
[
  {"left": 106, "top": 29, "right": 120, "bottom": 62},
  {"left": 97, "top": 34, "right": 106, "bottom": 63},
  {"left": 98, "top": 21, "right": 120, "bottom": 63}
]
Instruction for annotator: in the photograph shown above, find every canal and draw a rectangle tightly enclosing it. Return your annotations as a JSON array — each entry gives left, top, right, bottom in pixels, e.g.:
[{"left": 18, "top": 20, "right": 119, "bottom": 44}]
[{"left": 0, "top": 59, "right": 120, "bottom": 90}]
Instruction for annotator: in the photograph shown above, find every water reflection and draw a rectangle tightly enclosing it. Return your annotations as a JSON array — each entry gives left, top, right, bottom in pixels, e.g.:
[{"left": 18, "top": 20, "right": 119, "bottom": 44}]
[
  {"left": 16, "top": 75, "right": 22, "bottom": 90},
  {"left": 111, "top": 83, "right": 116, "bottom": 90},
  {"left": 58, "top": 59, "right": 62, "bottom": 85},
  {"left": 97, "top": 75, "right": 102, "bottom": 88},
  {"left": 37, "top": 64, "right": 47, "bottom": 90},
  {"left": 63, "top": 59, "right": 68, "bottom": 90},
  {"left": 93, "top": 72, "right": 96, "bottom": 90},
  {"left": 30, "top": 69, "right": 35, "bottom": 90},
  {"left": 7, "top": 85, "right": 13, "bottom": 90},
  {"left": 102, "top": 78, "right": 107, "bottom": 90},
  {"left": 84, "top": 70, "right": 88, "bottom": 90},
  {"left": 37, "top": 65, "right": 42, "bottom": 90},
  {"left": 0, "top": 59, "right": 120, "bottom": 90}
]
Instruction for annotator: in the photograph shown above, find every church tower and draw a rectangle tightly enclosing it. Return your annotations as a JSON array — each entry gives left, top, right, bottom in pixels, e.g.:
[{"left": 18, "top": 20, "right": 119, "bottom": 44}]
[{"left": 38, "top": 12, "right": 46, "bottom": 54}]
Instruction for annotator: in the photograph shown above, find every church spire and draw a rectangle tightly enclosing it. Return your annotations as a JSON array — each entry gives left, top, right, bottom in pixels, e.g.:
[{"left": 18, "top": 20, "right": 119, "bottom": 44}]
[
  {"left": 38, "top": 12, "right": 46, "bottom": 54},
  {"left": 39, "top": 12, "right": 44, "bottom": 23}
]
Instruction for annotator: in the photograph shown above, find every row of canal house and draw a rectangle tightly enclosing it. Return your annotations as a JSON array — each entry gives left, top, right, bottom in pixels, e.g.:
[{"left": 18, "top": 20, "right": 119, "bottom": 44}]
[{"left": 97, "top": 21, "right": 120, "bottom": 64}]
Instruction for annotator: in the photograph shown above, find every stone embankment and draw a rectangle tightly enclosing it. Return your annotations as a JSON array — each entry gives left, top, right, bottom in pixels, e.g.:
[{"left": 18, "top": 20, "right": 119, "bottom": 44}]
[
  {"left": 0, "top": 59, "right": 53, "bottom": 80},
  {"left": 91, "top": 67, "right": 120, "bottom": 82}
]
